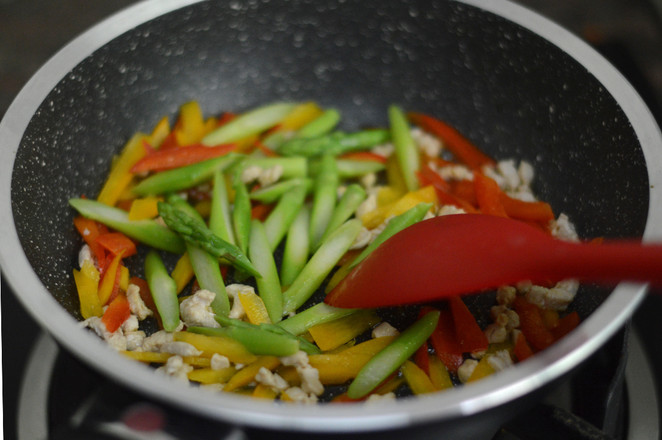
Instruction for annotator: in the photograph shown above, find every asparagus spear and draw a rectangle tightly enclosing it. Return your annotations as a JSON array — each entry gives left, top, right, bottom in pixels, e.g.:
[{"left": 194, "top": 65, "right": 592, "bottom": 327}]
[
  {"left": 69, "top": 198, "right": 185, "bottom": 254},
  {"left": 309, "top": 154, "right": 339, "bottom": 250},
  {"left": 157, "top": 201, "right": 260, "bottom": 278},
  {"left": 317, "top": 183, "right": 367, "bottom": 248},
  {"left": 278, "top": 129, "right": 390, "bottom": 158},
  {"left": 144, "top": 250, "right": 180, "bottom": 332},
  {"left": 280, "top": 206, "right": 310, "bottom": 287},
  {"left": 389, "top": 104, "right": 420, "bottom": 191},
  {"left": 248, "top": 220, "right": 283, "bottom": 323}
]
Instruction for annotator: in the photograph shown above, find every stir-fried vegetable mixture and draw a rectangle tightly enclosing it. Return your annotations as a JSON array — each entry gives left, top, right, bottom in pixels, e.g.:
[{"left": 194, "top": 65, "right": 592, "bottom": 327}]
[{"left": 70, "top": 101, "right": 581, "bottom": 403}]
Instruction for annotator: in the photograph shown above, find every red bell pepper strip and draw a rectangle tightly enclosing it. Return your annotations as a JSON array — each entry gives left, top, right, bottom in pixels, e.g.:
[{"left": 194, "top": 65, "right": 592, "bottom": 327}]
[
  {"left": 130, "top": 143, "right": 236, "bottom": 173},
  {"left": 98, "top": 250, "right": 125, "bottom": 305},
  {"left": 501, "top": 194, "right": 555, "bottom": 223},
  {"left": 426, "top": 307, "right": 464, "bottom": 373},
  {"left": 416, "top": 162, "right": 451, "bottom": 192},
  {"left": 339, "top": 152, "right": 388, "bottom": 164},
  {"left": 73, "top": 216, "right": 108, "bottom": 265},
  {"left": 250, "top": 203, "right": 273, "bottom": 222},
  {"left": 473, "top": 172, "right": 508, "bottom": 217},
  {"left": 96, "top": 232, "right": 137, "bottom": 258},
  {"left": 254, "top": 141, "right": 280, "bottom": 157},
  {"left": 157, "top": 131, "right": 180, "bottom": 151},
  {"left": 512, "top": 296, "right": 555, "bottom": 351},
  {"left": 414, "top": 341, "right": 431, "bottom": 375},
  {"left": 448, "top": 295, "right": 489, "bottom": 353},
  {"left": 407, "top": 112, "right": 495, "bottom": 170},
  {"left": 101, "top": 293, "right": 131, "bottom": 333},
  {"left": 551, "top": 311, "right": 580, "bottom": 341},
  {"left": 513, "top": 331, "right": 534, "bottom": 362},
  {"left": 449, "top": 180, "right": 478, "bottom": 207}
]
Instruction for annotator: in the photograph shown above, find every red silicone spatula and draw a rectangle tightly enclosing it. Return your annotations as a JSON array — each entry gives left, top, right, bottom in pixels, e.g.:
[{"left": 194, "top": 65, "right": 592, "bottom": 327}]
[{"left": 325, "top": 214, "right": 662, "bottom": 308}]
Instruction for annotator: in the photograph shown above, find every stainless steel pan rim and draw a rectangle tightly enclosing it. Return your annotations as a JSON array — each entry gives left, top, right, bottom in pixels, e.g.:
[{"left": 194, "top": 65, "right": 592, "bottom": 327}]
[{"left": 1, "top": 0, "right": 661, "bottom": 433}]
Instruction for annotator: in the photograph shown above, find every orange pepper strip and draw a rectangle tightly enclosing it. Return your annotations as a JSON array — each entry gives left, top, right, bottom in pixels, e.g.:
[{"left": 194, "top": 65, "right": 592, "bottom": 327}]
[
  {"left": 96, "top": 232, "right": 137, "bottom": 258},
  {"left": 339, "top": 152, "right": 388, "bottom": 164},
  {"left": 130, "top": 143, "right": 237, "bottom": 173},
  {"left": 448, "top": 295, "right": 489, "bottom": 354},
  {"left": 512, "top": 297, "right": 555, "bottom": 351},
  {"left": 98, "top": 250, "right": 125, "bottom": 305},
  {"left": 513, "top": 331, "right": 534, "bottom": 362},
  {"left": 501, "top": 193, "right": 555, "bottom": 223},
  {"left": 473, "top": 172, "right": 508, "bottom": 217},
  {"left": 101, "top": 294, "right": 131, "bottom": 332},
  {"left": 407, "top": 112, "right": 495, "bottom": 170},
  {"left": 551, "top": 311, "right": 580, "bottom": 341},
  {"left": 73, "top": 216, "right": 108, "bottom": 265}
]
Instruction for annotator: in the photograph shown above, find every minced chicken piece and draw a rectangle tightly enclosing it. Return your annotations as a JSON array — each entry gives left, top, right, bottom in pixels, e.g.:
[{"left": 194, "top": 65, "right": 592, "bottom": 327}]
[
  {"left": 525, "top": 280, "right": 579, "bottom": 311},
  {"left": 126, "top": 284, "right": 153, "bottom": 321},
  {"left": 180, "top": 289, "right": 220, "bottom": 328},
  {"left": 160, "top": 341, "right": 202, "bottom": 357},
  {"left": 81, "top": 316, "right": 127, "bottom": 351},
  {"left": 78, "top": 244, "right": 94, "bottom": 269},
  {"left": 412, "top": 127, "right": 443, "bottom": 157},
  {"left": 484, "top": 323, "right": 508, "bottom": 344},
  {"left": 226, "top": 284, "right": 254, "bottom": 320},
  {"left": 125, "top": 331, "right": 146, "bottom": 351},
  {"left": 457, "top": 359, "right": 479, "bottom": 383},
  {"left": 438, "top": 164, "right": 473, "bottom": 181},
  {"left": 210, "top": 353, "right": 231, "bottom": 370},
  {"left": 487, "top": 350, "right": 514, "bottom": 372},
  {"left": 437, "top": 205, "right": 466, "bottom": 216},
  {"left": 372, "top": 322, "right": 399, "bottom": 338},
  {"left": 141, "top": 330, "right": 174, "bottom": 352},
  {"left": 365, "top": 392, "right": 396, "bottom": 403},
  {"left": 157, "top": 355, "right": 193, "bottom": 381},
  {"left": 550, "top": 213, "right": 579, "bottom": 242},
  {"left": 283, "top": 386, "right": 318, "bottom": 404},
  {"left": 496, "top": 285, "right": 517, "bottom": 306},
  {"left": 279, "top": 351, "right": 324, "bottom": 396},
  {"left": 255, "top": 367, "right": 289, "bottom": 392},
  {"left": 121, "top": 315, "right": 140, "bottom": 333}
]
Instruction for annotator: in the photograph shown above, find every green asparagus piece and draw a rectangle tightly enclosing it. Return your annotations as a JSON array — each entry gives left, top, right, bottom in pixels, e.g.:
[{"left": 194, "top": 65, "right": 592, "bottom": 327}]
[
  {"left": 317, "top": 183, "right": 367, "bottom": 247},
  {"left": 347, "top": 310, "right": 440, "bottom": 399},
  {"left": 201, "top": 102, "right": 298, "bottom": 146},
  {"left": 283, "top": 219, "right": 362, "bottom": 314},
  {"left": 334, "top": 159, "right": 386, "bottom": 178},
  {"left": 157, "top": 201, "right": 260, "bottom": 278},
  {"left": 249, "top": 177, "right": 312, "bottom": 204},
  {"left": 263, "top": 183, "right": 308, "bottom": 252},
  {"left": 144, "top": 250, "right": 180, "bottom": 332},
  {"left": 293, "top": 108, "right": 341, "bottom": 139},
  {"left": 277, "top": 302, "right": 357, "bottom": 336},
  {"left": 350, "top": 202, "right": 432, "bottom": 269},
  {"left": 389, "top": 104, "right": 419, "bottom": 191},
  {"left": 209, "top": 169, "right": 235, "bottom": 245},
  {"left": 309, "top": 154, "right": 339, "bottom": 250},
  {"left": 167, "top": 195, "right": 230, "bottom": 317},
  {"left": 69, "top": 198, "right": 185, "bottom": 254},
  {"left": 189, "top": 324, "right": 299, "bottom": 357},
  {"left": 132, "top": 154, "right": 240, "bottom": 196},
  {"left": 231, "top": 173, "right": 251, "bottom": 255},
  {"left": 248, "top": 220, "right": 283, "bottom": 323},
  {"left": 279, "top": 129, "right": 390, "bottom": 158},
  {"left": 280, "top": 206, "right": 310, "bottom": 287},
  {"left": 242, "top": 156, "right": 308, "bottom": 179}
]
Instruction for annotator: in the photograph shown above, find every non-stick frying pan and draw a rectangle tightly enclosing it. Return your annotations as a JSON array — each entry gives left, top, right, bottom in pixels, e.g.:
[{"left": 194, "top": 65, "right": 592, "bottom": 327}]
[{"left": 1, "top": 0, "right": 662, "bottom": 437}]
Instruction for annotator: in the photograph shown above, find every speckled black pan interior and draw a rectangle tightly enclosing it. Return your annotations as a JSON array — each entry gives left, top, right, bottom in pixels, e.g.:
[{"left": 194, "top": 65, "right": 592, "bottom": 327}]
[{"left": 11, "top": 0, "right": 649, "bottom": 322}]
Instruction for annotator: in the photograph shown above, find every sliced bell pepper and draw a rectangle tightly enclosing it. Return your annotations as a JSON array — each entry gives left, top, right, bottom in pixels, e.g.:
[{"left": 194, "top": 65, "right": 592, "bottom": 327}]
[
  {"left": 360, "top": 185, "right": 437, "bottom": 229},
  {"left": 188, "top": 367, "right": 236, "bottom": 385},
  {"left": 308, "top": 309, "right": 381, "bottom": 351},
  {"left": 170, "top": 252, "right": 194, "bottom": 294},
  {"left": 416, "top": 162, "right": 451, "bottom": 192},
  {"left": 174, "top": 101, "right": 206, "bottom": 146},
  {"left": 467, "top": 355, "right": 496, "bottom": 382},
  {"left": 414, "top": 341, "right": 431, "bottom": 375},
  {"left": 449, "top": 180, "right": 478, "bottom": 207},
  {"left": 427, "top": 307, "right": 464, "bottom": 373},
  {"left": 72, "top": 260, "right": 103, "bottom": 319},
  {"left": 339, "top": 152, "right": 388, "bottom": 164},
  {"left": 400, "top": 360, "right": 436, "bottom": 395},
  {"left": 98, "top": 250, "right": 125, "bottom": 305},
  {"left": 551, "top": 311, "right": 580, "bottom": 341},
  {"left": 172, "top": 331, "right": 257, "bottom": 364},
  {"left": 97, "top": 133, "right": 149, "bottom": 206},
  {"left": 512, "top": 296, "right": 555, "bottom": 351},
  {"left": 407, "top": 112, "right": 495, "bottom": 170},
  {"left": 428, "top": 353, "right": 453, "bottom": 390},
  {"left": 96, "top": 232, "right": 137, "bottom": 258},
  {"left": 224, "top": 356, "right": 280, "bottom": 392},
  {"left": 513, "top": 331, "right": 534, "bottom": 362},
  {"left": 73, "top": 216, "right": 108, "bottom": 264},
  {"left": 276, "top": 101, "right": 324, "bottom": 132},
  {"left": 501, "top": 194, "right": 555, "bottom": 223},
  {"left": 237, "top": 289, "right": 272, "bottom": 325},
  {"left": 128, "top": 196, "right": 161, "bottom": 221},
  {"left": 448, "top": 296, "right": 489, "bottom": 354},
  {"left": 130, "top": 143, "right": 237, "bottom": 173},
  {"left": 473, "top": 172, "right": 508, "bottom": 217},
  {"left": 101, "top": 293, "right": 131, "bottom": 333},
  {"left": 149, "top": 116, "right": 171, "bottom": 148}
]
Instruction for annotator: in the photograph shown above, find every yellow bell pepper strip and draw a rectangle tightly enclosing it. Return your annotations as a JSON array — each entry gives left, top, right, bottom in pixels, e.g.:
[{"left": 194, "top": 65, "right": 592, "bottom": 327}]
[
  {"left": 317, "top": 183, "right": 367, "bottom": 246},
  {"left": 166, "top": 194, "right": 230, "bottom": 316},
  {"left": 347, "top": 310, "right": 439, "bottom": 399},
  {"left": 101, "top": 293, "right": 131, "bottom": 333},
  {"left": 308, "top": 309, "right": 381, "bottom": 352},
  {"left": 128, "top": 197, "right": 161, "bottom": 220},
  {"left": 309, "top": 154, "right": 339, "bottom": 249},
  {"left": 174, "top": 101, "right": 206, "bottom": 146},
  {"left": 263, "top": 183, "right": 308, "bottom": 252},
  {"left": 97, "top": 133, "right": 149, "bottom": 206},
  {"left": 131, "top": 153, "right": 240, "bottom": 197},
  {"left": 119, "top": 265, "right": 130, "bottom": 291},
  {"left": 385, "top": 154, "right": 409, "bottom": 195},
  {"left": 252, "top": 384, "right": 280, "bottom": 400},
  {"left": 171, "top": 252, "right": 194, "bottom": 294},
  {"left": 389, "top": 104, "right": 419, "bottom": 192},
  {"left": 209, "top": 169, "right": 235, "bottom": 245},
  {"left": 360, "top": 185, "right": 437, "bottom": 229},
  {"left": 72, "top": 260, "right": 103, "bottom": 319},
  {"left": 248, "top": 220, "right": 283, "bottom": 323},
  {"left": 349, "top": 202, "right": 432, "bottom": 271},
  {"left": 157, "top": 201, "right": 260, "bottom": 278},
  {"left": 428, "top": 353, "right": 454, "bottom": 390},
  {"left": 280, "top": 207, "right": 310, "bottom": 288},
  {"left": 282, "top": 219, "right": 362, "bottom": 314},
  {"left": 400, "top": 360, "right": 436, "bottom": 395},
  {"left": 188, "top": 367, "right": 236, "bottom": 385},
  {"left": 467, "top": 355, "right": 496, "bottom": 382},
  {"left": 308, "top": 336, "right": 396, "bottom": 385},
  {"left": 224, "top": 356, "right": 281, "bottom": 392},
  {"left": 173, "top": 331, "right": 257, "bottom": 364},
  {"left": 202, "top": 102, "right": 298, "bottom": 146},
  {"left": 237, "top": 286, "right": 272, "bottom": 325},
  {"left": 144, "top": 250, "right": 180, "bottom": 332},
  {"left": 98, "top": 250, "right": 125, "bottom": 305},
  {"left": 277, "top": 302, "right": 357, "bottom": 336},
  {"left": 149, "top": 116, "right": 171, "bottom": 148},
  {"left": 69, "top": 198, "right": 186, "bottom": 254}
]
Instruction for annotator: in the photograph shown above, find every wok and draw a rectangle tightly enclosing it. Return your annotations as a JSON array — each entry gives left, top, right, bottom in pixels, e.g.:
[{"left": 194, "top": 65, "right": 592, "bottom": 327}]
[{"left": 1, "top": 0, "right": 662, "bottom": 437}]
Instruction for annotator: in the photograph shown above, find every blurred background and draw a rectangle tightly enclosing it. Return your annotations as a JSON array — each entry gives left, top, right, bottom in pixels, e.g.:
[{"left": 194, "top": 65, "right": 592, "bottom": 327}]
[{"left": 1, "top": 1, "right": 662, "bottom": 439}]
